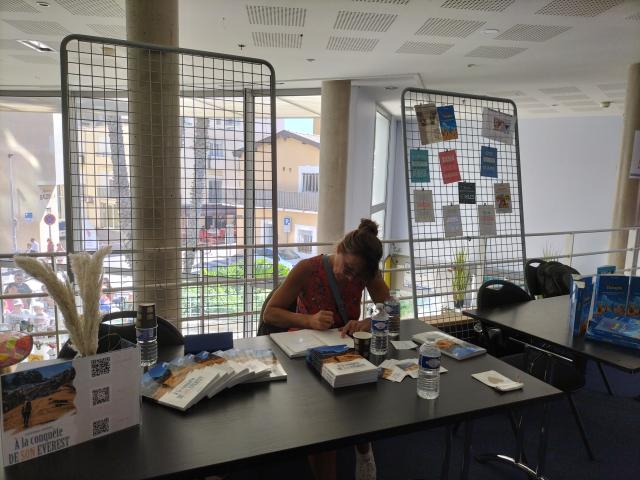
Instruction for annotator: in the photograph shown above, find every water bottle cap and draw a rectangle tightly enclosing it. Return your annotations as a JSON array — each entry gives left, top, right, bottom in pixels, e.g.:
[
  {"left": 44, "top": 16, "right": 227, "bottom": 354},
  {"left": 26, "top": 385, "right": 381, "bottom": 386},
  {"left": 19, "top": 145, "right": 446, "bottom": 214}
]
[{"left": 136, "top": 303, "right": 157, "bottom": 328}]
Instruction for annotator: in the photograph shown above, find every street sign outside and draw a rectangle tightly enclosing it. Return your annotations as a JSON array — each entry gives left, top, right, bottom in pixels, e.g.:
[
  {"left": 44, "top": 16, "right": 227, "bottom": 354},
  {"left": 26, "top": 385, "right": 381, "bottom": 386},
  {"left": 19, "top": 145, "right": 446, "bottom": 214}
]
[
  {"left": 283, "top": 216, "right": 291, "bottom": 233},
  {"left": 24, "top": 212, "right": 33, "bottom": 222},
  {"left": 44, "top": 213, "right": 57, "bottom": 226}
]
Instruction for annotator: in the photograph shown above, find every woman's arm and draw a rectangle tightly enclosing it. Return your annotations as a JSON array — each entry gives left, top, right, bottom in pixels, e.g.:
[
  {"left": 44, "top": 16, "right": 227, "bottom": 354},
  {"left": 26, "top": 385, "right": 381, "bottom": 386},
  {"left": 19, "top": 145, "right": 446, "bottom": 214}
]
[
  {"left": 341, "top": 272, "right": 390, "bottom": 336},
  {"left": 263, "top": 260, "right": 334, "bottom": 330}
]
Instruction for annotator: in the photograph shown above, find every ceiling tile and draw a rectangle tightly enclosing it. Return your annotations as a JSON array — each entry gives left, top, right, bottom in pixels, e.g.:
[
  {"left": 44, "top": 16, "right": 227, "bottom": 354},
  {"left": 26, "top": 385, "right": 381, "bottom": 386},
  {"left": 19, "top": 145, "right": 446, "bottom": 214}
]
[
  {"left": 550, "top": 94, "right": 590, "bottom": 100},
  {"left": 570, "top": 106, "right": 605, "bottom": 112},
  {"left": 0, "top": 0, "right": 37, "bottom": 12},
  {"left": 526, "top": 108, "right": 558, "bottom": 114},
  {"left": 539, "top": 86, "right": 581, "bottom": 94},
  {"left": 327, "top": 36, "right": 379, "bottom": 52},
  {"left": 396, "top": 41, "right": 454, "bottom": 54},
  {"left": 415, "top": 18, "right": 485, "bottom": 37},
  {"left": 562, "top": 100, "right": 597, "bottom": 106},
  {"left": 496, "top": 24, "right": 571, "bottom": 42},
  {"left": 251, "top": 32, "right": 302, "bottom": 49},
  {"left": 352, "top": 0, "right": 410, "bottom": 4},
  {"left": 597, "top": 82, "right": 626, "bottom": 91},
  {"left": 440, "top": 0, "right": 515, "bottom": 12},
  {"left": 536, "top": 0, "right": 624, "bottom": 17},
  {"left": 490, "top": 90, "right": 526, "bottom": 97},
  {"left": 11, "top": 54, "right": 59, "bottom": 64},
  {"left": 0, "top": 39, "right": 31, "bottom": 50},
  {"left": 465, "top": 45, "right": 526, "bottom": 59},
  {"left": 334, "top": 11, "right": 397, "bottom": 32},
  {"left": 626, "top": 12, "right": 640, "bottom": 21},
  {"left": 88, "top": 24, "right": 126, "bottom": 38},
  {"left": 3, "top": 19, "right": 70, "bottom": 35},
  {"left": 55, "top": 0, "right": 124, "bottom": 17},
  {"left": 246, "top": 5, "right": 306, "bottom": 27}
]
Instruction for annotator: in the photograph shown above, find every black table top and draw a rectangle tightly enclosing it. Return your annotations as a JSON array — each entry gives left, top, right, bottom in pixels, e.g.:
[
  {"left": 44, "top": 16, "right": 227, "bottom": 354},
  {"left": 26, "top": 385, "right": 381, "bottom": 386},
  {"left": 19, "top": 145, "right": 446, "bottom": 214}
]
[
  {"left": 464, "top": 295, "right": 640, "bottom": 373},
  {"left": 1, "top": 320, "right": 561, "bottom": 480}
]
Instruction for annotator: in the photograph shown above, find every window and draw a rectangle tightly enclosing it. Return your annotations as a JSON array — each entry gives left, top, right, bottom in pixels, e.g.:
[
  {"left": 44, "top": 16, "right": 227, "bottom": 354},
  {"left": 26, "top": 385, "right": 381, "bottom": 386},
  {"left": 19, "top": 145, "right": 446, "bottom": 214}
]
[
  {"left": 371, "top": 109, "right": 391, "bottom": 237},
  {"left": 206, "top": 140, "right": 224, "bottom": 160},
  {"left": 262, "top": 220, "right": 273, "bottom": 246},
  {"left": 97, "top": 201, "right": 119, "bottom": 229},
  {"left": 297, "top": 228, "right": 314, "bottom": 253},
  {"left": 302, "top": 172, "right": 319, "bottom": 192},
  {"left": 208, "top": 178, "right": 223, "bottom": 203}
]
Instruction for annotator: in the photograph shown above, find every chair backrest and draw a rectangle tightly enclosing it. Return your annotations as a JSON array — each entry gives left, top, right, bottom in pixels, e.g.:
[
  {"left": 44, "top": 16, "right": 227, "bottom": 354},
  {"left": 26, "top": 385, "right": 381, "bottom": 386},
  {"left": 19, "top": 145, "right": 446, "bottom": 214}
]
[
  {"left": 477, "top": 279, "right": 532, "bottom": 310},
  {"left": 256, "top": 286, "right": 295, "bottom": 336},
  {"left": 525, "top": 258, "right": 545, "bottom": 296}
]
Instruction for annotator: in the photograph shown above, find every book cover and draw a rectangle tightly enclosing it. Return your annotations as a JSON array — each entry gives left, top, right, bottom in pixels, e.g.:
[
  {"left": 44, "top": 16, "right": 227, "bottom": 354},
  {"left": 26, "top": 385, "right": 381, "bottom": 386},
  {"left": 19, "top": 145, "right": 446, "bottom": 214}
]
[
  {"left": 414, "top": 103, "right": 442, "bottom": 145},
  {"left": 412, "top": 331, "right": 486, "bottom": 360},
  {"left": 480, "top": 146, "right": 498, "bottom": 178},
  {"left": 437, "top": 105, "right": 459, "bottom": 141},
  {"left": 458, "top": 182, "right": 476, "bottom": 204},
  {"left": 586, "top": 275, "right": 636, "bottom": 349},
  {"left": 481, "top": 108, "right": 514, "bottom": 145},
  {"left": 627, "top": 276, "right": 640, "bottom": 317},
  {"left": 1, "top": 347, "right": 140, "bottom": 466},
  {"left": 442, "top": 205, "right": 463, "bottom": 238},
  {"left": 307, "top": 346, "right": 378, "bottom": 388},
  {"left": 438, "top": 150, "right": 461, "bottom": 184},
  {"left": 477, "top": 204, "right": 497, "bottom": 237},
  {"left": 218, "top": 348, "right": 287, "bottom": 383},
  {"left": 592, "top": 275, "right": 629, "bottom": 318},
  {"left": 270, "top": 328, "right": 353, "bottom": 358},
  {"left": 409, "top": 149, "right": 430, "bottom": 183},
  {"left": 414, "top": 189, "right": 435, "bottom": 223},
  {"left": 568, "top": 275, "right": 594, "bottom": 337},
  {"left": 494, "top": 183, "right": 512, "bottom": 213}
]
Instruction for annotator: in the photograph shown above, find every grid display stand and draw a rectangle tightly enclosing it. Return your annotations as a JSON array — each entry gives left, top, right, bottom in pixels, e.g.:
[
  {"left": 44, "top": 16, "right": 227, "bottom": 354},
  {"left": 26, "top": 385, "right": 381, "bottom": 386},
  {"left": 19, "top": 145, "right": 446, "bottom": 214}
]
[
  {"left": 401, "top": 88, "right": 527, "bottom": 337},
  {"left": 61, "top": 35, "right": 277, "bottom": 337}
]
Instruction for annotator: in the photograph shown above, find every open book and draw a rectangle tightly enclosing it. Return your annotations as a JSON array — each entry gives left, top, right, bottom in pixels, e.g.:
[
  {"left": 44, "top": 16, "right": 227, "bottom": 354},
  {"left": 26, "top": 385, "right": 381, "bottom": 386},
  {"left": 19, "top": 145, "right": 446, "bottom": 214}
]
[
  {"left": 412, "top": 331, "right": 486, "bottom": 360},
  {"left": 270, "top": 328, "right": 354, "bottom": 358}
]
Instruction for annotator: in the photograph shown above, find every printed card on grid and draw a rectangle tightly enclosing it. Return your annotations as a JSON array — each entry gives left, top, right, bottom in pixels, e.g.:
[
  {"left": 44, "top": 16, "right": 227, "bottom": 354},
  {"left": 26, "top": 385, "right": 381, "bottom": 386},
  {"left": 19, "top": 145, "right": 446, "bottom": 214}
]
[
  {"left": 480, "top": 146, "right": 498, "bottom": 178},
  {"left": 438, "top": 150, "right": 462, "bottom": 184},
  {"left": 414, "top": 189, "right": 435, "bottom": 223},
  {"left": 458, "top": 182, "right": 476, "bottom": 204},
  {"left": 494, "top": 183, "right": 513, "bottom": 214},
  {"left": 409, "top": 149, "right": 430, "bottom": 183},
  {"left": 436, "top": 105, "right": 459, "bottom": 141},
  {"left": 481, "top": 108, "right": 514, "bottom": 145},
  {"left": 478, "top": 204, "right": 497, "bottom": 237},
  {"left": 442, "top": 205, "right": 463, "bottom": 238},
  {"left": 414, "top": 104, "right": 443, "bottom": 145}
]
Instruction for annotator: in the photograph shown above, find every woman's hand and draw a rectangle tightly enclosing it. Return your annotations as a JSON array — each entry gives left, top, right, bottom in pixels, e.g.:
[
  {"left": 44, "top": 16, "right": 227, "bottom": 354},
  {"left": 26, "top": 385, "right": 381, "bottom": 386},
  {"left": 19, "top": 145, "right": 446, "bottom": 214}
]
[
  {"left": 308, "top": 310, "right": 334, "bottom": 330},
  {"left": 340, "top": 318, "right": 371, "bottom": 337}
]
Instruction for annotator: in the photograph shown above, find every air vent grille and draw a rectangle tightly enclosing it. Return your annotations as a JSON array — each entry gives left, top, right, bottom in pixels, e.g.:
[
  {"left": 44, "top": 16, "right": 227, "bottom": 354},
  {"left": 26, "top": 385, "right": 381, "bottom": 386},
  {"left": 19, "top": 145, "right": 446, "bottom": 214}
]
[
  {"left": 327, "top": 36, "right": 379, "bottom": 52},
  {"left": 496, "top": 24, "right": 571, "bottom": 42},
  {"left": 396, "top": 41, "right": 454, "bottom": 55},
  {"left": 415, "top": 17, "right": 485, "bottom": 37},
  {"left": 440, "top": 0, "right": 515, "bottom": 12},
  {"left": 252, "top": 32, "right": 302, "bottom": 48},
  {"left": 88, "top": 24, "right": 126, "bottom": 38},
  {"left": 539, "top": 86, "right": 581, "bottom": 94},
  {"left": 11, "top": 54, "right": 58, "bottom": 64},
  {"left": 334, "top": 11, "right": 397, "bottom": 32},
  {"left": 246, "top": 5, "right": 306, "bottom": 27},
  {"left": 3, "top": 19, "right": 70, "bottom": 35},
  {"left": 465, "top": 45, "right": 526, "bottom": 58},
  {"left": 55, "top": 0, "right": 124, "bottom": 17},
  {"left": 0, "top": 0, "right": 38, "bottom": 13},
  {"left": 627, "top": 12, "right": 640, "bottom": 21},
  {"left": 536, "top": 0, "right": 623, "bottom": 17}
]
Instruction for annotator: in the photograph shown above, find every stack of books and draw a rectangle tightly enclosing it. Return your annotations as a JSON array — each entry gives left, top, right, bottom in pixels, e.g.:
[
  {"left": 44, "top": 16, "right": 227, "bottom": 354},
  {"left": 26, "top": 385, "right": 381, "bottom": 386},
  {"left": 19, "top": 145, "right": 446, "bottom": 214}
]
[
  {"left": 141, "top": 348, "right": 287, "bottom": 411},
  {"left": 306, "top": 345, "right": 378, "bottom": 388}
]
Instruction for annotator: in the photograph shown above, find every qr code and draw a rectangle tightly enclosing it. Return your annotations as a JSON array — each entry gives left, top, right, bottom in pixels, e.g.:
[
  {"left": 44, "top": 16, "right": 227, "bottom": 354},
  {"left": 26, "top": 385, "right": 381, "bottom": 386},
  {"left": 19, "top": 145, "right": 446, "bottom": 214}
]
[
  {"left": 92, "top": 417, "right": 110, "bottom": 437},
  {"left": 91, "top": 386, "right": 110, "bottom": 406},
  {"left": 91, "top": 357, "right": 111, "bottom": 378}
]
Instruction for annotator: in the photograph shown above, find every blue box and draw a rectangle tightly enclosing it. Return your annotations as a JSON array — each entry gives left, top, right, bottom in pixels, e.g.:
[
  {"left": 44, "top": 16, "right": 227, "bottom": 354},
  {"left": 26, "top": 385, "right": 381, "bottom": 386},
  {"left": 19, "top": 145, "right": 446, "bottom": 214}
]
[{"left": 183, "top": 332, "right": 234, "bottom": 355}]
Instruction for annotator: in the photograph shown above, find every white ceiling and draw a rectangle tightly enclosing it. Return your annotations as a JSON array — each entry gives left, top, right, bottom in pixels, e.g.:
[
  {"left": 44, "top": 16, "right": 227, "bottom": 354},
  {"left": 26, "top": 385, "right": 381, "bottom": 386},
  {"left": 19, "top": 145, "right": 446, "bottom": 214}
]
[{"left": 0, "top": 0, "right": 639, "bottom": 117}]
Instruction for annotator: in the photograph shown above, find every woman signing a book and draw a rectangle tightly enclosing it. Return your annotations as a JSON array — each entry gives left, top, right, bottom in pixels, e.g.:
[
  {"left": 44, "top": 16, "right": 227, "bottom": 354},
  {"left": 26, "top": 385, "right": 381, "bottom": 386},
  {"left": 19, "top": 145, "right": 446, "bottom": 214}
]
[{"left": 263, "top": 218, "right": 389, "bottom": 480}]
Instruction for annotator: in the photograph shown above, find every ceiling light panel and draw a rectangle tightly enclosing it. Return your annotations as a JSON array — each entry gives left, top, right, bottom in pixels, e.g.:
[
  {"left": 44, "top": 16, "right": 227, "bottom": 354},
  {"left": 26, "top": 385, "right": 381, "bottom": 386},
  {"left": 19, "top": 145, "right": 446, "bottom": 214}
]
[
  {"left": 88, "top": 24, "right": 126, "bottom": 38},
  {"left": 252, "top": 32, "right": 302, "bottom": 48},
  {"left": 334, "top": 11, "right": 397, "bottom": 32},
  {"left": 440, "top": 0, "right": 515, "bottom": 12},
  {"left": 11, "top": 54, "right": 58, "bottom": 64},
  {"left": 327, "top": 36, "right": 379, "bottom": 52},
  {"left": 496, "top": 24, "right": 571, "bottom": 42},
  {"left": 465, "top": 45, "right": 526, "bottom": 58},
  {"left": 536, "top": 0, "right": 624, "bottom": 17},
  {"left": 55, "top": 0, "right": 124, "bottom": 17},
  {"left": 396, "top": 41, "right": 454, "bottom": 55},
  {"left": 0, "top": 0, "right": 38, "bottom": 12},
  {"left": 539, "top": 86, "right": 581, "bottom": 94},
  {"left": 415, "top": 18, "right": 485, "bottom": 37},
  {"left": 246, "top": 5, "right": 306, "bottom": 27},
  {"left": 3, "top": 19, "right": 70, "bottom": 35}
]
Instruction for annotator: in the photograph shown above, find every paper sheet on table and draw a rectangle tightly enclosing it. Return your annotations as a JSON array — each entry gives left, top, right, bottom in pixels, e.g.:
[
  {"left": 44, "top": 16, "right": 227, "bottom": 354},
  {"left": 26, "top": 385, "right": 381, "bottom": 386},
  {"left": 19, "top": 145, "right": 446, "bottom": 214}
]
[
  {"left": 391, "top": 340, "right": 418, "bottom": 350},
  {"left": 471, "top": 370, "right": 523, "bottom": 391}
]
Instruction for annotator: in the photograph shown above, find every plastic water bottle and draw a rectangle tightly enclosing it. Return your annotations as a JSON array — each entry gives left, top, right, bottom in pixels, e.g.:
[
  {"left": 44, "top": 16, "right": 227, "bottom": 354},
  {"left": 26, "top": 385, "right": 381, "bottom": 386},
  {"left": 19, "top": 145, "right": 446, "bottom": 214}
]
[
  {"left": 385, "top": 291, "right": 401, "bottom": 338},
  {"left": 417, "top": 342, "right": 441, "bottom": 399},
  {"left": 370, "top": 303, "right": 389, "bottom": 355},
  {"left": 136, "top": 303, "right": 158, "bottom": 367}
]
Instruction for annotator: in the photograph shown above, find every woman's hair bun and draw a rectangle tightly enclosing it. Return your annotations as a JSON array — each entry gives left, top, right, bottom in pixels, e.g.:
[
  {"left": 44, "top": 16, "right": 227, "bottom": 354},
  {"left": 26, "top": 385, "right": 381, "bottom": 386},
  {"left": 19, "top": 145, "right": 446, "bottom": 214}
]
[{"left": 358, "top": 218, "right": 378, "bottom": 236}]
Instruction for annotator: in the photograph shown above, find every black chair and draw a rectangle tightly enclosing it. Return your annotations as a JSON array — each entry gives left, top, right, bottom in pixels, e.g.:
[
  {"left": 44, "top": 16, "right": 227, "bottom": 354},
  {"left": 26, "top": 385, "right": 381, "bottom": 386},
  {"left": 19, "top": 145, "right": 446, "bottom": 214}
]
[
  {"left": 58, "top": 310, "right": 184, "bottom": 359},
  {"left": 256, "top": 287, "right": 295, "bottom": 336}
]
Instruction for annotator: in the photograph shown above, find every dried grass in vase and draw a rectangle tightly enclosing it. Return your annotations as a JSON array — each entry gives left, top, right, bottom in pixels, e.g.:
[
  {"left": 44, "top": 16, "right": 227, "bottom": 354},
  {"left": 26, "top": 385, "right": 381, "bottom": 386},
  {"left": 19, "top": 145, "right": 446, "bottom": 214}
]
[{"left": 14, "top": 246, "right": 112, "bottom": 357}]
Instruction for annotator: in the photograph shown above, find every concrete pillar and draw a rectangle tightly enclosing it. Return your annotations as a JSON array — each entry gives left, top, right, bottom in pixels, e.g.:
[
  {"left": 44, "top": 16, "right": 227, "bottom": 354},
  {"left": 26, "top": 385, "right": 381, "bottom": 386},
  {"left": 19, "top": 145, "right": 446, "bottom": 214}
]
[
  {"left": 609, "top": 63, "right": 640, "bottom": 269},
  {"left": 317, "top": 81, "right": 350, "bottom": 252},
  {"left": 126, "top": 0, "right": 182, "bottom": 321}
]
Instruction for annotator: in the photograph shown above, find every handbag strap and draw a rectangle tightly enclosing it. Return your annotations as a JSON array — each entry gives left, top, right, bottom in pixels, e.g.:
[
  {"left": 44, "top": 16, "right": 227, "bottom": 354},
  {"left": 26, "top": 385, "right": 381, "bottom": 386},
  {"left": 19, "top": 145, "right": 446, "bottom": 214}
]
[{"left": 322, "top": 254, "right": 349, "bottom": 325}]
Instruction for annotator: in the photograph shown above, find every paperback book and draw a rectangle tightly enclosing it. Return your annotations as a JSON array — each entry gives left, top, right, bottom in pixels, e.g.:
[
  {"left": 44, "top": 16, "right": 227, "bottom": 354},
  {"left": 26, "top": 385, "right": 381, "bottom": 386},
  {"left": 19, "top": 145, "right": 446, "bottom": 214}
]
[
  {"left": 568, "top": 274, "right": 594, "bottom": 337},
  {"left": 306, "top": 345, "right": 378, "bottom": 388},
  {"left": 412, "top": 331, "right": 486, "bottom": 360},
  {"left": 270, "top": 328, "right": 354, "bottom": 358},
  {"left": 414, "top": 103, "right": 443, "bottom": 145},
  {"left": 438, "top": 150, "right": 461, "bottom": 184},
  {"left": 217, "top": 348, "right": 287, "bottom": 383},
  {"left": 436, "top": 105, "right": 459, "bottom": 141},
  {"left": 409, "top": 149, "right": 430, "bottom": 183},
  {"left": 1, "top": 347, "right": 141, "bottom": 466}
]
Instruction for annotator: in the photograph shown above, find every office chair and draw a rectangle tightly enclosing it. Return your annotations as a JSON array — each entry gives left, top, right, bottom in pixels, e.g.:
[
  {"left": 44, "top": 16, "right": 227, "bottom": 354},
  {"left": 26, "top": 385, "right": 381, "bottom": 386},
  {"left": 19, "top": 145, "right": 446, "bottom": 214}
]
[
  {"left": 58, "top": 310, "right": 184, "bottom": 359},
  {"left": 256, "top": 286, "right": 295, "bottom": 336}
]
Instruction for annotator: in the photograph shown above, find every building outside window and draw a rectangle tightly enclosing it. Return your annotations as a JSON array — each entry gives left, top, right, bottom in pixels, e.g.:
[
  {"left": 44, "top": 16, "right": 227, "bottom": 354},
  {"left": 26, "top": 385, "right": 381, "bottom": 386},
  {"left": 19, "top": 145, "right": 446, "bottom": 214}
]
[{"left": 301, "top": 172, "right": 319, "bottom": 192}]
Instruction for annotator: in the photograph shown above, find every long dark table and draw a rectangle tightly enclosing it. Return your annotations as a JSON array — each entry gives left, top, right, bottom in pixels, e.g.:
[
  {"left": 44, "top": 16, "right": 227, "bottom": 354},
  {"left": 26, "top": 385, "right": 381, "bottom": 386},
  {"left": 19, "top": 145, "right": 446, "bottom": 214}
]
[
  {"left": 1, "top": 320, "right": 561, "bottom": 480},
  {"left": 464, "top": 295, "right": 640, "bottom": 374}
]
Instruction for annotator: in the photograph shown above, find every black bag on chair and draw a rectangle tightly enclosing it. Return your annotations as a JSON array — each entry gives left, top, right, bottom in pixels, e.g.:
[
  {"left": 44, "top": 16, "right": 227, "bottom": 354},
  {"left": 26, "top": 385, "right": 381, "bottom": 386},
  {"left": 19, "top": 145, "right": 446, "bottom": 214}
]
[{"left": 528, "top": 259, "right": 579, "bottom": 298}]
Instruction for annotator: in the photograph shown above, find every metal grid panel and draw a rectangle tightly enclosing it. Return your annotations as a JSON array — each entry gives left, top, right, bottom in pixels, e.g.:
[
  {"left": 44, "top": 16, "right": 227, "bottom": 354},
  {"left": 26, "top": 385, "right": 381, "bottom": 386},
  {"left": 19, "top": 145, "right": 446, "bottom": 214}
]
[
  {"left": 401, "top": 88, "right": 526, "bottom": 339},
  {"left": 61, "top": 35, "right": 277, "bottom": 338}
]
